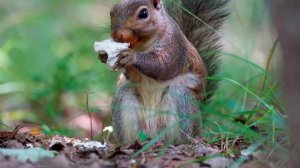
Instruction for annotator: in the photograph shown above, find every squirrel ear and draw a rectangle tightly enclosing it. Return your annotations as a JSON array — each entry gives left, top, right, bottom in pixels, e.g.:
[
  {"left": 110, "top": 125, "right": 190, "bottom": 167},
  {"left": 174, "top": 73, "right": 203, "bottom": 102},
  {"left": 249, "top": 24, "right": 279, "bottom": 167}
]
[{"left": 151, "top": 0, "right": 161, "bottom": 10}]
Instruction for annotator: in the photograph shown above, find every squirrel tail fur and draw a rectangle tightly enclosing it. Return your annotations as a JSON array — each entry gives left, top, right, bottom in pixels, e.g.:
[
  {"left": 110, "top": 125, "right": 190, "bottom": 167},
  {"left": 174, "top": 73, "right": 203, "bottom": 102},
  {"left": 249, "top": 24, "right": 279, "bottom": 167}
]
[{"left": 165, "top": 0, "right": 229, "bottom": 101}]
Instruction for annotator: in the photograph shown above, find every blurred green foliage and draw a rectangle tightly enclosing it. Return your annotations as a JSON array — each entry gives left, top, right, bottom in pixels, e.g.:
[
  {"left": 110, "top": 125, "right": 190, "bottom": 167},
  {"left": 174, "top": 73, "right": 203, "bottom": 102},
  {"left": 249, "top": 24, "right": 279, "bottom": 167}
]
[
  {"left": 0, "top": 0, "right": 117, "bottom": 127},
  {"left": 0, "top": 0, "right": 288, "bottom": 164}
]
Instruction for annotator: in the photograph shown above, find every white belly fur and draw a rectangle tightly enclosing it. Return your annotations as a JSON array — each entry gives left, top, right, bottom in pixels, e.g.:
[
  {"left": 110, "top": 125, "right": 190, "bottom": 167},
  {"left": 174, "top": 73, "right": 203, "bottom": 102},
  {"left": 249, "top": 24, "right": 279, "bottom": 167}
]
[{"left": 134, "top": 73, "right": 200, "bottom": 138}]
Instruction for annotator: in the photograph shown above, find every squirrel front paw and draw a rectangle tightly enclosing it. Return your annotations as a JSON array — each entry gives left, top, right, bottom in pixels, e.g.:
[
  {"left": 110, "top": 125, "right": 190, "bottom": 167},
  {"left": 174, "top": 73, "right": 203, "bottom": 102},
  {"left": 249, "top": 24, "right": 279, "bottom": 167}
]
[{"left": 115, "top": 49, "right": 136, "bottom": 68}]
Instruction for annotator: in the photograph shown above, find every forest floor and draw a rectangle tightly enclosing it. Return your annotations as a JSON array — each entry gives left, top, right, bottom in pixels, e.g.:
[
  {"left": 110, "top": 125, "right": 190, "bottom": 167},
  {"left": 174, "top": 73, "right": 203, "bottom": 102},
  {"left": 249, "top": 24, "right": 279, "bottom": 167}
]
[{"left": 0, "top": 125, "right": 272, "bottom": 168}]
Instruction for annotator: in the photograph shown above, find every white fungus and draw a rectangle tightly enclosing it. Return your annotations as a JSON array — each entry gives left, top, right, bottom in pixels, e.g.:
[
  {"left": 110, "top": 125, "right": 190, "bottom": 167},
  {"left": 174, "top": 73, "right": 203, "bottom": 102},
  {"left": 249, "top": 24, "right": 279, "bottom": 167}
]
[
  {"left": 103, "top": 126, "right": 114, "bottom": 133},
  {"left": 94, "top": 39, "right": 129, "bottom": 71}
]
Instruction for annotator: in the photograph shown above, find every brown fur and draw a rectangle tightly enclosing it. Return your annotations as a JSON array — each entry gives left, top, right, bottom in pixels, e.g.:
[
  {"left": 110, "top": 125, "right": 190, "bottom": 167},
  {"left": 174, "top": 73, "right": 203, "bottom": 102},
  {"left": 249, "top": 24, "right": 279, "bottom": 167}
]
[{"left": 104, "top": 0, "right": 226, "bottom": 144}]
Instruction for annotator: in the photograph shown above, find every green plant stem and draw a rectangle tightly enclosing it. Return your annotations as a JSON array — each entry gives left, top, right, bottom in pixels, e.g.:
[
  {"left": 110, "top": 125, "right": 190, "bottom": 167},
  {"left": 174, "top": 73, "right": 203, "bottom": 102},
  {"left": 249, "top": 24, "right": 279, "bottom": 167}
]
[{"left": 246, "top": 38, "right": 279, "bottom": 124}]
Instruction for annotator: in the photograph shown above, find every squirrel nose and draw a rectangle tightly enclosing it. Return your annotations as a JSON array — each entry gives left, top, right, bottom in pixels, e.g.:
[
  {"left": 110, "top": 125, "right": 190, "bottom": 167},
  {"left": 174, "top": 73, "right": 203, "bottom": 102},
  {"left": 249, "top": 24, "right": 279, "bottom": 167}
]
[{"left": 112, "top": 29, "right": 136, "bottom": 43}]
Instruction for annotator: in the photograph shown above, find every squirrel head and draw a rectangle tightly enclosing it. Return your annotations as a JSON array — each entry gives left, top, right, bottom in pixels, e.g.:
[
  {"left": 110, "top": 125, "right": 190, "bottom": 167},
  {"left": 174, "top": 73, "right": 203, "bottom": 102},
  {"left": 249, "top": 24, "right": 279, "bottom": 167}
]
[{"left": 110, "top": 0, "right": 166, "bottom": 50}]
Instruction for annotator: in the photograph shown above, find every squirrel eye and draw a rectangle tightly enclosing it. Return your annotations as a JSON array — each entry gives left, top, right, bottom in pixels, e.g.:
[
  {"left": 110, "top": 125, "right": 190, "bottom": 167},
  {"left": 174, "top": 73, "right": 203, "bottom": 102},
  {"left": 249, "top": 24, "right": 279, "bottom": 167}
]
[{"left": 138, "top": 8, "right": 149, "bottom": 19}]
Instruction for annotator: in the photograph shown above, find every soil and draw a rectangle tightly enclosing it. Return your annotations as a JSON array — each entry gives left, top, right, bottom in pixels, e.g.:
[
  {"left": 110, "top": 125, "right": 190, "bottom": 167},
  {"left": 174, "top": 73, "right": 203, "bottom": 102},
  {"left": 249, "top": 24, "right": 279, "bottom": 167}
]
[{"left": 0, "top": 125, "right": 267, "bottom": 168}]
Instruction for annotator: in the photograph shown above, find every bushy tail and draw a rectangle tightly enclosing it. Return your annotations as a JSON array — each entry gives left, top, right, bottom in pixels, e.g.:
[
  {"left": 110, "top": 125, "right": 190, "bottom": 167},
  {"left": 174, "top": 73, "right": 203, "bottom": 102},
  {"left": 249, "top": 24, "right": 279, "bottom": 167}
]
[{"left": 165, "top": 0, "right": 229, "bottom": 101}]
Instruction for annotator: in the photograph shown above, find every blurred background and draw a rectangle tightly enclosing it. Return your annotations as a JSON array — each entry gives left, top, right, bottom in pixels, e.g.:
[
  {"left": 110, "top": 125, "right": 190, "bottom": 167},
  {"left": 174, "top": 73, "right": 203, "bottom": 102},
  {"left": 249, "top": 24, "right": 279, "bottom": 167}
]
[
  {"left": 0, "top": 0, "right": 119, "bottom": 136},
  {"left": 0, "top": 0, "right": 286, "bottom": 159}
]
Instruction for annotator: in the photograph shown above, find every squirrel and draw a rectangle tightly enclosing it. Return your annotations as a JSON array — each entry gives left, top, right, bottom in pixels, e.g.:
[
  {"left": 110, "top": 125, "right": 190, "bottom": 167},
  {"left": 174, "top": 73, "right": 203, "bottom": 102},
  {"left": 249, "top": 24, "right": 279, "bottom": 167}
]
[{"left": 98, "top": 0, "right": 228, "bottom": 144}]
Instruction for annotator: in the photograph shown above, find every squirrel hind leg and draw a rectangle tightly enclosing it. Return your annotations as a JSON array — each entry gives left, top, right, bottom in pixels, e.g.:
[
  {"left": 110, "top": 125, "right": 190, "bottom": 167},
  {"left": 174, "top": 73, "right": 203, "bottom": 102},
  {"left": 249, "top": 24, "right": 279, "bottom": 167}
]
[
  {"left": 111, "top": 84, "right": 201, "bottom": 144},
  {"left": 111, "top": 83, "right": 140, "bottom": 144},
  {"left": 162, "top": 86, "right": 201, "bottom": 144}
]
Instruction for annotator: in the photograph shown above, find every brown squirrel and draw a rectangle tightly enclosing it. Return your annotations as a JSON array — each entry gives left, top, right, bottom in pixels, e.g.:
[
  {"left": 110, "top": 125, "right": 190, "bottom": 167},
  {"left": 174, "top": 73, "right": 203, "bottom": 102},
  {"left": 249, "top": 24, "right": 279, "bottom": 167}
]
[{"left": 98, "top": 0, "right": 228, "bottom": 144}]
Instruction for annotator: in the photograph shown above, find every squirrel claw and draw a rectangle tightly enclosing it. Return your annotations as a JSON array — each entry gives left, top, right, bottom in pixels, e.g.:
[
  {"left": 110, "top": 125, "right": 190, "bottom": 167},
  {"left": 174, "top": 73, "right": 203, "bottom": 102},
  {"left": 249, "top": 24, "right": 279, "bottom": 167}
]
[
  {"left": 98, "top": 53, "right": 108, "bottom": 63},
  {"left": 116, "top": 49, "right": 136, "bottom": 68}
]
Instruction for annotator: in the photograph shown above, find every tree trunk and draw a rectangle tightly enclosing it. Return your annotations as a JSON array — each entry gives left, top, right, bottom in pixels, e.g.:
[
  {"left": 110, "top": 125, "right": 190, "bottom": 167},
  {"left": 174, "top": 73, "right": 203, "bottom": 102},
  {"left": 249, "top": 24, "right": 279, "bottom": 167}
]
[{"left": 271, "top": 1, "right": 300, "bottom": 167}]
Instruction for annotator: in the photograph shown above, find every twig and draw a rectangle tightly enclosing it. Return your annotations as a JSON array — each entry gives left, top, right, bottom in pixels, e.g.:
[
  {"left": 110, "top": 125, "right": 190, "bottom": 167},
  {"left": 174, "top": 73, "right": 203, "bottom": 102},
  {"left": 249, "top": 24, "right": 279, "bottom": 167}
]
[
  {"left": 0, "top": 123, "right": 11, "bottom": 130},
  {"left": 85, "top": 92, "right": 94, "bottom": 140}
]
